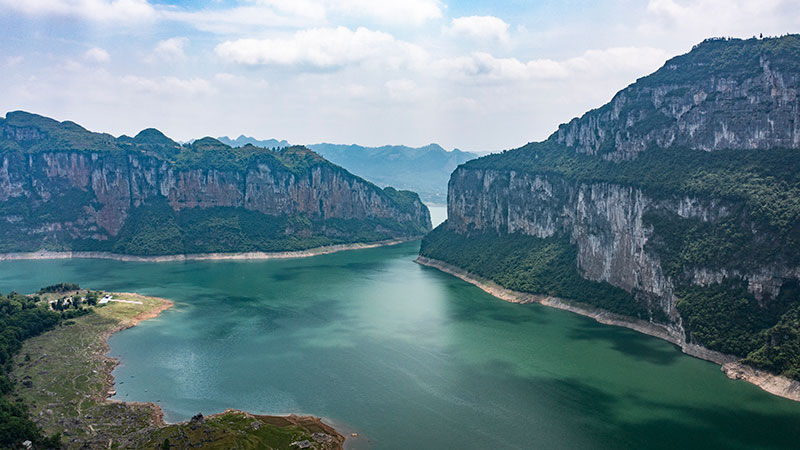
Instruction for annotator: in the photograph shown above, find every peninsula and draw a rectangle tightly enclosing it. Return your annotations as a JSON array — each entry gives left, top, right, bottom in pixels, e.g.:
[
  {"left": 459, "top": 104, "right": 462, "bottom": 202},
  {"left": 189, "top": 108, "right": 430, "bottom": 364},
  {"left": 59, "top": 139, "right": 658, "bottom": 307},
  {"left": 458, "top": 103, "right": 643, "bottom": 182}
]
[{"left": 5, "top": 285, "right": 345, "bottom": 449}]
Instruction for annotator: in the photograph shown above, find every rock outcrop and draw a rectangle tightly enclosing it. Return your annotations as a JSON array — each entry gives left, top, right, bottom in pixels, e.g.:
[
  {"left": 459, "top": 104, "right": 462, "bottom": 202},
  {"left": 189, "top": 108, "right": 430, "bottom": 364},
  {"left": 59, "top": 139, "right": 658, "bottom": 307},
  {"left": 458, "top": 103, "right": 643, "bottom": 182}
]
[
  {"left": 553, "top": 37, "right": 800, "bottom": 161},
  {"left": 422, "top": 35, "right": 800, "bottom": 385},
  {"left": 0, "top": 112, "right": 431, "bottom": 254}
]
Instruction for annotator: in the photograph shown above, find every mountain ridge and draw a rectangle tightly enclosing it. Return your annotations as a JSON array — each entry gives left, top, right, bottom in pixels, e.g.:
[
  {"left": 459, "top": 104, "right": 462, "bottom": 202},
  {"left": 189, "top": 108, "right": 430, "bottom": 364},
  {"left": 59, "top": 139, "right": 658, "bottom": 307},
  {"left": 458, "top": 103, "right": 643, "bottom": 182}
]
[
  {"left": 0, "top": 111, "right": 431, "bottom": 256},
  {"left": 214, "top": 135, "right": 479, "bottom": 202},
  {"left": 421, "top": 34, "right": 800, "bottom": 388}
]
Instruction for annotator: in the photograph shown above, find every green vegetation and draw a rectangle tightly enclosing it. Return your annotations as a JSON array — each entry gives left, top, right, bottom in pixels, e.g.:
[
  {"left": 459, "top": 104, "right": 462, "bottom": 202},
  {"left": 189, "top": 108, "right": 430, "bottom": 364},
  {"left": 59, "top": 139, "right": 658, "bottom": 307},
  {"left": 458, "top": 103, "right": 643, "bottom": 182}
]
[
  {"left": 676, "top": 279, "right": 800, "bottom": 381},
  {"left": 640, "top": 35, "right": 800, "bottom": 87},
  {"left": 102, "top": 200, "right": 426, "bottom": 256},
  {"left": 676, "top": 280, "right": 786, "bottom": 356},
  {"left": 468, "top": 143, "right": 800, "bottom": 271},
  {"left": 139, "top": 411, "right": 343, "bottom": 450},
  {"left": 0, "top": 111, "right": 118, "bottom": 154},
  {"left": 0, "top": 111, "right": 430, "bottom": 255},
  {"left": 745, "top": 302, "right": 800, "bottom": 380},
  {"left": 420, "top": 226, "right": 648, "bottom": 318},
  {"left": 10, "top": 292, "right": 160, "bottom": 449},
  {"left": 643, "top": 213, "right": 760, "bottom": 279},
  {"left": 453, "top": 122, "right": 800, "bottom": 385},
  {"left": 38, "top": 283, "right": 80, "bottom": 294},
  {"left": 7, "top": 289, "right": 343, "bottom": 449},
  {"left": 0, "top": 111, "right": 331, "bottom": 175},
  {"left": 461, "top": 140, "right": 800, "bottom": 378},
  {"left": 1, "top": 287, "right": 94, "bottom": 449}
]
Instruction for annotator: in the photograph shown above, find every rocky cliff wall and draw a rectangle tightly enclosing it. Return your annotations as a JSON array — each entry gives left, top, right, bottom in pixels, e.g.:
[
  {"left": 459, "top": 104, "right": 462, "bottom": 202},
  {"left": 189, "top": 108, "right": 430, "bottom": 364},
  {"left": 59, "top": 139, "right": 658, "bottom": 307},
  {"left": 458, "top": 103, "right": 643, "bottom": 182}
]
[
  {"left": 554, "top": 50, "right": 800, "bottom": 161},
  {"left": 0, "top": 149, "right": 430, "bottom": 248},
  {"left": 446, "top": 166, "right": 796, "bottom": 324}
]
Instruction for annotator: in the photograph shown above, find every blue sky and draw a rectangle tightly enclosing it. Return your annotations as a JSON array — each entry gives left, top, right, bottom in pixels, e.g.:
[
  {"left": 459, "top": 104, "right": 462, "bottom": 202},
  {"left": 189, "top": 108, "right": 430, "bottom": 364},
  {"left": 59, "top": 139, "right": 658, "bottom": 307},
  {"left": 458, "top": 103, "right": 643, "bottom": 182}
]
[{"left": 1, "top": 0, "right": 799, "bottom": 151}]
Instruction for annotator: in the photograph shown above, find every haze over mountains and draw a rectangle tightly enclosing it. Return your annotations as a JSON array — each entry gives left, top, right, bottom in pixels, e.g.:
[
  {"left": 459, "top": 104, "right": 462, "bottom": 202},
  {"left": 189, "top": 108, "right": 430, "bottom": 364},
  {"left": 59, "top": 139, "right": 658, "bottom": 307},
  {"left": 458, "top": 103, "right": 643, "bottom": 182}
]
[{"left": 217, "top": 136, "right": 479, "bottom": 203}]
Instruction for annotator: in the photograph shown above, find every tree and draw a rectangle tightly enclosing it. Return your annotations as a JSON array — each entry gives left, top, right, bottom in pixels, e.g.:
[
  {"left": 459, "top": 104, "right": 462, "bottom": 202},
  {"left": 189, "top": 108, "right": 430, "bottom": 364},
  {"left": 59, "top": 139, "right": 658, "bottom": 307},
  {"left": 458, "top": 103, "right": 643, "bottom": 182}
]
[{"left": 85, "top": 291, "right": 98, "bottom": 307}]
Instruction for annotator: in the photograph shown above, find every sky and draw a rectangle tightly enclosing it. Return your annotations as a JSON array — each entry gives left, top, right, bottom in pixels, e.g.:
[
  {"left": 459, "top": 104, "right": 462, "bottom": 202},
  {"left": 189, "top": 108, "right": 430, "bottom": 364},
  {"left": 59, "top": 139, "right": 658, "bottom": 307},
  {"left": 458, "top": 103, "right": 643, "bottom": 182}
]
[{"left": 1, "top": 1, "right": 799, "bottom": 151}]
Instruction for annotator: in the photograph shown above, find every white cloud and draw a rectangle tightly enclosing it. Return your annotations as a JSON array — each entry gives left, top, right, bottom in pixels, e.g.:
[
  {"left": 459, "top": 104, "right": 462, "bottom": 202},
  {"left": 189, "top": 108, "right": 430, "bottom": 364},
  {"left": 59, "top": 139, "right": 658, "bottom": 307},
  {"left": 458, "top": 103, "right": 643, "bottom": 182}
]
[
  {"left": 435, "top": 46, "right": 670, "bottom": 83},
  {"left": 5, "top": 56, "right": 24, "bottom": 67},
  {"left": 443, "top": 16, "right": 510, "bottom": 43},
  {"left": 154, "top": 37, "right": 188, "bottom": 61},
  {"left": 385, "top": 79, "right": 418, "bottom": 101},
  {"left": 435, "top": 53, "right": 568, "bottom": 82},
  {"left": 343, "top": 84, "right": 371, "bottom": 99},
  {"left": 248, "top": 0, "right": 327, "bottom": 21},
  {"left": 215, "top": 26, "right": 427, "bottom": 70},
  {"left": 327, "top": 0, "right": 442, "bottom": 26},
  {"left": 568, "top": 46, "right": 671, "bottom": 74},
  {"left": 0, "top": 0, "right": 156, "bottom": 22},
  {"left": 84, "top": 47, "right": 110, "bottom": 63},
  {"left": 214, "top": 72, "right": 270, "bottom": 89},
  {"left": 160, "top": 0, "right": 441, "bottom": 34},
  {"left": 642, "top": 0, "right": 800, "bottom": 40},
  {"left": 120, "top": 75, "right": 214, "bottom": 96},
  {"left": 160, "top": 5, "right": 319, "bottom": 35}
]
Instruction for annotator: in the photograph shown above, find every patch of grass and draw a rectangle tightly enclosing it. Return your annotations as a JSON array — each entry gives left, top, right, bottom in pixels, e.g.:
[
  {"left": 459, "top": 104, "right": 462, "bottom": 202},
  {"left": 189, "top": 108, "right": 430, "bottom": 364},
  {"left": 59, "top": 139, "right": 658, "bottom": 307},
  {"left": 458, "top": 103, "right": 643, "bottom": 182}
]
[
  {"left": 139, "top": 411, "right": 342, "bottom": 450},
  {"left": 9, "top": 291, "right": 344, "bottom": 449},
  {"left": 10, "top": 292, "right": 164, "bottom": 446}
]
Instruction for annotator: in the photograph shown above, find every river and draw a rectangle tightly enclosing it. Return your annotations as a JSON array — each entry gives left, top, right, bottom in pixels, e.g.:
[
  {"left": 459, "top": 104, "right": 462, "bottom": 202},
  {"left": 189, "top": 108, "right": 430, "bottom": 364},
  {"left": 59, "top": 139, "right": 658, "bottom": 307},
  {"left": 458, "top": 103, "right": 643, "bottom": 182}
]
[{"left": 1, "top": 208, "right": 799, "bottom": 449}]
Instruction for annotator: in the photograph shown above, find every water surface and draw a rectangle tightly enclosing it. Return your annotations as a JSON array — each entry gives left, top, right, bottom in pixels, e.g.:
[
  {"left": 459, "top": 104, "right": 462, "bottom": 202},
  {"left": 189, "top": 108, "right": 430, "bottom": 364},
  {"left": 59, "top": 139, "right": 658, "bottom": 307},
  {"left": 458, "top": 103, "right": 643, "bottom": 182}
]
[{"left": 2, "top": 228, "right": 799, "bottom": 449}]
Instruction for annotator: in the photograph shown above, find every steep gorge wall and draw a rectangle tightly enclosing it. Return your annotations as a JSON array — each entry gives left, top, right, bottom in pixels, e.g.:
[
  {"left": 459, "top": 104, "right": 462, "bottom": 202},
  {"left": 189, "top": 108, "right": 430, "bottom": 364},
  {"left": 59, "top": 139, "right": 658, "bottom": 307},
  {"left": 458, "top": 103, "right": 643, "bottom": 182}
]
[
  {"left": 0, "top": 150, "right": 430, "bottom": 247},
  {"left": 554, "top": 48, "right": 800, "bottom": 161},
  {"left": 437, "top": 37, "right": 800, "bottom": 329},
  {"left": 445, "top": 164, "right": 797, "bottom": 327}
]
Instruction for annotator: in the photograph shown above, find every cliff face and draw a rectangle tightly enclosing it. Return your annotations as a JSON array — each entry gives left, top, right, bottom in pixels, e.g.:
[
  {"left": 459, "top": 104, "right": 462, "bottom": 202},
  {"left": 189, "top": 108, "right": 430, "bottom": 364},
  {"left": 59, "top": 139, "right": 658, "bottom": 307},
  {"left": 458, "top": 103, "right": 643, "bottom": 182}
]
[
  {"left": 446, "top": 167, "right": 776, "bottom": 321},
  {"left": 0, "top": 113, "right": 430, "bottom": 254},
  {"left": 553, "top": 37, "right": 800, "bottom": 161},
  {"left": 423, "top": 36, "right": 800, "bottom": 377}
]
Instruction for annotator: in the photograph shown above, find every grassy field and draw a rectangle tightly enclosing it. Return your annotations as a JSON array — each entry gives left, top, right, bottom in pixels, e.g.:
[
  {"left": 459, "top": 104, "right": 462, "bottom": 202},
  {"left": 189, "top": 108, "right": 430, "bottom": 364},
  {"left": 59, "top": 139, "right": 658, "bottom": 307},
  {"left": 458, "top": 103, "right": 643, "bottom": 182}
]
[
  {"left": 140, "top": 411, "right": 343, "bottom": 450},
  {"left": 9, "top": 291, "right": 343, "bottom": 449}
]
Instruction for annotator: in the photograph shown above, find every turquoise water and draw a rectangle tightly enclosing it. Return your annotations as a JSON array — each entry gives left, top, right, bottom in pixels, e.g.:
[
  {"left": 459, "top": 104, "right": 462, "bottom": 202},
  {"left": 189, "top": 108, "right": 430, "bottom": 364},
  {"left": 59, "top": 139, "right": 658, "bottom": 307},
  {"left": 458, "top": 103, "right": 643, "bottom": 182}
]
[{"left": 2, "top": 232, "right": 800, "bottom": 448}]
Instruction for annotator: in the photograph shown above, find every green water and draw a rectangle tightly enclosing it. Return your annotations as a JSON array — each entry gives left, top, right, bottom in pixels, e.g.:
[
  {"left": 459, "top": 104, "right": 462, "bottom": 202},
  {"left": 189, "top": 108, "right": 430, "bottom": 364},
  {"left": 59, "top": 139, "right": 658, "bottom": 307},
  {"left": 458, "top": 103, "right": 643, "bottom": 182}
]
[{"left": 2, "top": 243, "right": 800, "bottom": 449}]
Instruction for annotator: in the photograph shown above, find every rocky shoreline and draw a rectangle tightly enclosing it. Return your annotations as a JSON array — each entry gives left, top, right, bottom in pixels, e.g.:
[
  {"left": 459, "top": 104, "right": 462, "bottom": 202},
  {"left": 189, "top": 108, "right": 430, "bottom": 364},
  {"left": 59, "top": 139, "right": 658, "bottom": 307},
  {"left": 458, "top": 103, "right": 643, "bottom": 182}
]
[
  {"left": 99, "top": 293, "right": 345, "bottom": 448},
  {"left": 100, "top": 293, "right": 175, "bottom": 426},
  {"left": 0, "top": 237, "right": 421, "bottom": 263},
  {"left": 13, "top": 290, "right": 346, "bottom": 448},
  {"left": 415, "top": 256, "right": 800, "bottom": 403}
]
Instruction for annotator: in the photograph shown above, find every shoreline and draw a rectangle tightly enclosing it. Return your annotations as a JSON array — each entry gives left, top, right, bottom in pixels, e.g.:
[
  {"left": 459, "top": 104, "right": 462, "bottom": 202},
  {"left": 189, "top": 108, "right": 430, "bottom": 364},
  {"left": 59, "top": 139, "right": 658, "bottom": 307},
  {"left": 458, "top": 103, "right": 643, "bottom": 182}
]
[
  {"left": 99, "top": 293, "right": 346, "bottom": 446},
  {"left": 100, "top": 292, "right": 175, "bottom": 426},
  {"left": 415, "top": 255, "right": 800, "bottom": 403},
  {"left": 0, "top": 237, "right": 421, "bottom": 263}
]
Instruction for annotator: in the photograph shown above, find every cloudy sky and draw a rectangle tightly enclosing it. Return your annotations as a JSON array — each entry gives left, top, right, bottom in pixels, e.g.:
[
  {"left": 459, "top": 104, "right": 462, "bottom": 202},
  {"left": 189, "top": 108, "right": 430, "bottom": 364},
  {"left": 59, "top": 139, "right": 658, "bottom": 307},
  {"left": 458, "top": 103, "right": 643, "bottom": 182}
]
[{"left": 1, "top": 0, "right": 799, "bottom": 151}]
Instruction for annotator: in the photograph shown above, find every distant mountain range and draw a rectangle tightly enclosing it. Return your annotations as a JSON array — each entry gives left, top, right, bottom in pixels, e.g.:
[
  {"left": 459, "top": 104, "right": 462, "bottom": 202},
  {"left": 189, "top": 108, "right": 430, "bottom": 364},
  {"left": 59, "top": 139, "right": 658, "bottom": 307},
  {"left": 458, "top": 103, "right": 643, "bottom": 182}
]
[
  {"left": 217, "top": 136, "right": 479, "bottom": 203},
  {"left": 217, "top": 135, "right": 290, "bottom": 149}
]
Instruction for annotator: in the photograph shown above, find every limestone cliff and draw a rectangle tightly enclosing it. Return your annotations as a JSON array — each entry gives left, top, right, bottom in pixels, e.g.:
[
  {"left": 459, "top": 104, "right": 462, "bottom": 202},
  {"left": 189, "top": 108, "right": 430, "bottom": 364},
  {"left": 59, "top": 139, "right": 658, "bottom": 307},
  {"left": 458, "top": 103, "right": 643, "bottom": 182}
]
[
  {"left": 422, "top": 35, "right": 800, "bottom": 381},
  {"left": 0, "top": 112, "right": 431, "bottom": 254},
  {"left": 554, "top": 36, "right": 800, "bottom": 161}
]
